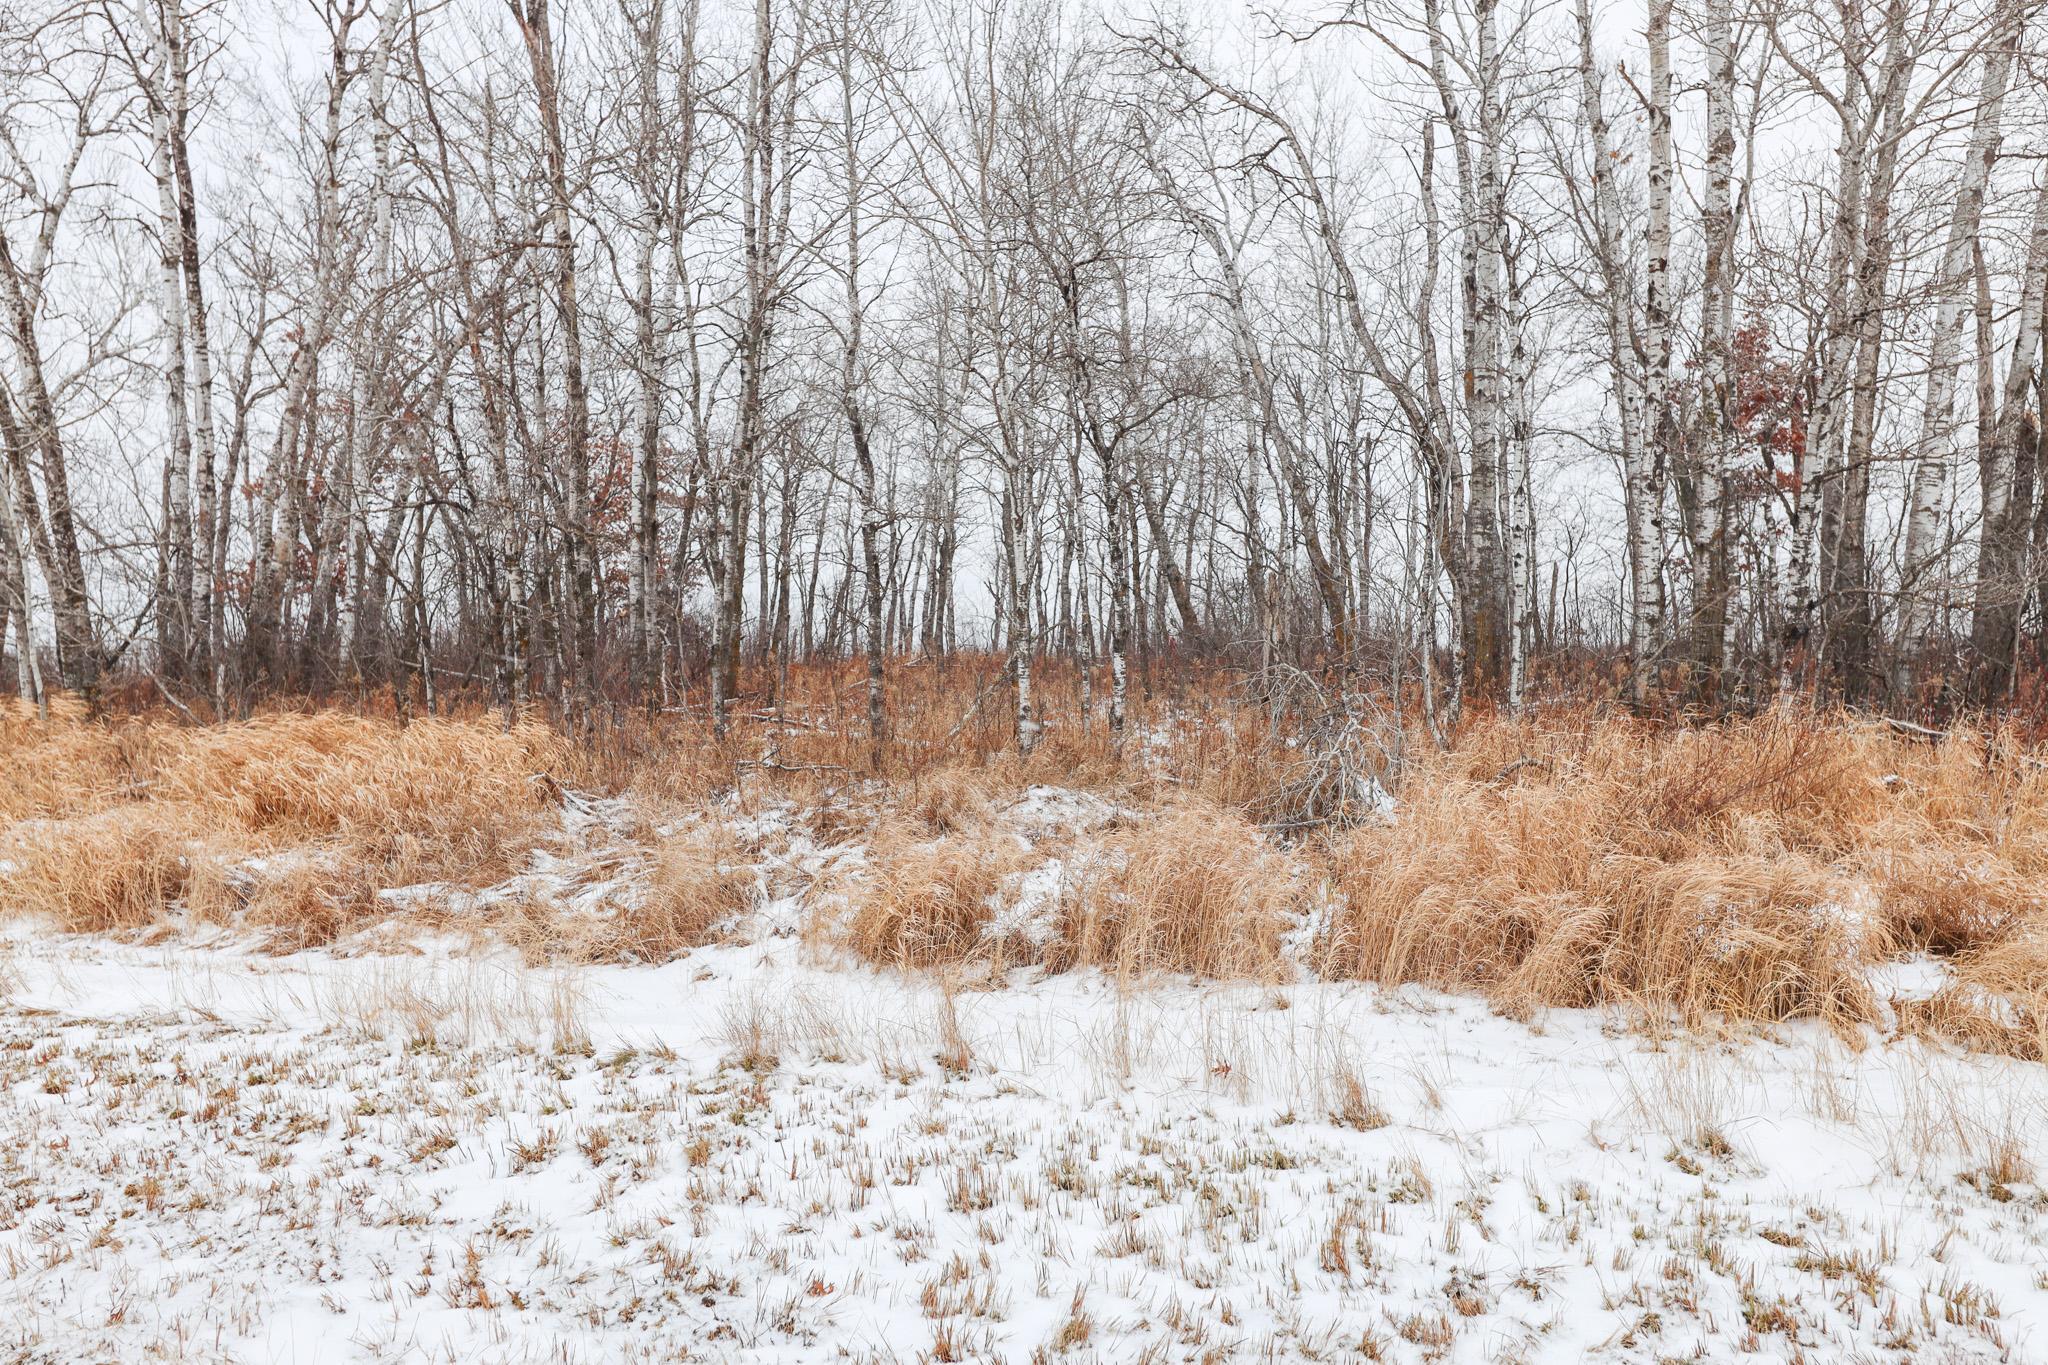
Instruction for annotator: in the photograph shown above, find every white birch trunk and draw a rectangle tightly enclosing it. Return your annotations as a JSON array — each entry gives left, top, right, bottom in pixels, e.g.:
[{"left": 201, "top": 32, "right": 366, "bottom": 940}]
[
  {"left": 1506, "top": 292, "right": 1534, "bottom": 711},
  {"left": 1463, "top": 0, "right": 1509, "bottom": 695},
  {"left": 140, "top": 0, "right": 195, "bottom": 670},
  {"left": 1897, "top": 25, "right": 2015, "bottom": 680},
  {"left": 339, "top": 0, "right": 397, "bottom": 674},
  {"left": 1642, "top": 0, "right": 1676, "bottom": 695},
  {"left": 1691, "top": 0, "right": 1737, "bottom": 700},
  {"left": 1571, "top": 0, "right": 1655, "bottom": 704}
]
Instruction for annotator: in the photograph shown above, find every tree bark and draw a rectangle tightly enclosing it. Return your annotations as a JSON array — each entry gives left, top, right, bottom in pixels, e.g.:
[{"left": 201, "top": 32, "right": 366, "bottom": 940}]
[
  {"left": 1968, "top": 167, "right": 2048, "bottom": 700},
  {"left": 1898, "top": 22, "right": 2015, "bottom": 691}
]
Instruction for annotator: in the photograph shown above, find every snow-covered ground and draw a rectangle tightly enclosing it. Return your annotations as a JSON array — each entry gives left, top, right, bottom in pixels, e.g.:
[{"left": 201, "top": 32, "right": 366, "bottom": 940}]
[{"left": 3, "top": 931, "right": 2045, "bottom": 1363}]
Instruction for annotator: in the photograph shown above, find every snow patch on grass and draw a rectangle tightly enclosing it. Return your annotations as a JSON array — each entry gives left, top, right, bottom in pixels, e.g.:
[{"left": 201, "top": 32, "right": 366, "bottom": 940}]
[{"left": 2, "top": 934, "right": 2044, "bottom": 1362}]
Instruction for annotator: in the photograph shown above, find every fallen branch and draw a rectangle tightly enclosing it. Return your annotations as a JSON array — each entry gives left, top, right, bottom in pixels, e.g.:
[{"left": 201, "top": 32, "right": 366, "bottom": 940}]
[
  {"left": 945, "top": 671, "right": 1006, "bottom": 743},
  {"left": 1882, "top": 716, "right": 1947, "bottom": 744},
  {"left": 148, "top": 671, "right": 202, "bottom": 726},
  {"left": 1489, "top": 756, "right": 1552, "bottom": 786},
  {"left": 735, "top": 759, "right": 850, "bottom": 776}
]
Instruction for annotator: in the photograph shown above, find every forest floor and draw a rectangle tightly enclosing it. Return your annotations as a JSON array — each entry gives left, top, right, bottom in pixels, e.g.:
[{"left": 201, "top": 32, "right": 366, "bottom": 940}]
[{"left": 3, "top": 674, "right": 2048, "bottom": 1361}]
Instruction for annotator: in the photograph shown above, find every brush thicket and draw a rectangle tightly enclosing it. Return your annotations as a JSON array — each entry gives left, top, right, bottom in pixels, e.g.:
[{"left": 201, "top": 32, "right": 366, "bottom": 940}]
[
  {"left": 1916, "top": 931, "right": 2048, "bottom": 1063},
  {"left": 598, "top": 827, "right": 756, "bottom": 961},
  {"left": 4, "top": 806, "right": 206, "bottom": 934},
  {"left": 0, "top": 707, "right": 566, "bottom": 943},
  {"left": 1323, "top": 711, "right": 1932, "bottom": 1030}
]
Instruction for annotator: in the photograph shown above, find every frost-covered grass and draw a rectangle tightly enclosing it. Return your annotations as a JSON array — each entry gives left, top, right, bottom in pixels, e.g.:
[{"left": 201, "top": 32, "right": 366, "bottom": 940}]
[{"left": 3, "top": 934, "right": 2046, "bottom": 1363}]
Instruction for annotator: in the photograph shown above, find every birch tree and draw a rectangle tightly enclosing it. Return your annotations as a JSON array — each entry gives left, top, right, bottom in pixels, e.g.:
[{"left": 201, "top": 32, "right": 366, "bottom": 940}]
[{"left": 1896, "top": 15, "right": 2018, "bottom": 690}]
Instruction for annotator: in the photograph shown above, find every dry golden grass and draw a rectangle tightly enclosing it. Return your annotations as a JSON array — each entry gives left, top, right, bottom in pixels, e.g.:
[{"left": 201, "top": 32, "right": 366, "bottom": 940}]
[
  {"left": 3, "top": 806, "right": 207, "bottom": 934},
  {"left": 7, "top": 672, "right": 2048, "bottom": 1063},
  {"left": 0, "top": 697, "right": 163, "bottom": 823},
  {"left": 494, "top": 824, "right": 755, "bottom": 965},
  {"left": 153, "top": 713, "right": 565, "bottom": 870},
  {"left": 1858, "top": 841, "right": 2042, "bottom": 954},
  {"left": 1322, "top": 707, "right": 2046, "bottom": 1034},
  {"left": 0, "top": 706, "right": 566, "bottom": 944},
  {"left": 1048, "top": 804, "right": 1294, "bottom": 980},
  {"left": 1903, "top": 929, "right": 2048, "bottom": 1063},
  {"left": 603, "top": 827, "right": 756, "bottom": 961},
  {"left": 821, "top": 789, "right": 1292, "bottom": 982},
  {"left": 904, "top": 766, "right": 1000, "bottom": 836},
  {"left": 843, "top": 821, "right": 1027, "bottom": 970},
  {"left": 239, "top": 859, "right": 359, "bottom": 951}
]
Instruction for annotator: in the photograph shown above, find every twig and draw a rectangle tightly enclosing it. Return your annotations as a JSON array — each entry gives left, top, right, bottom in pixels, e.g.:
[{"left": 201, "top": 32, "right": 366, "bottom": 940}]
[
  {"left": 1489, "top": 756, "right": 1552, "bottom": 786},
  {"left": 945, "top": 671, "right": 1006, "bottom": 742},
  {"left": 148, "top": 671, "right": 202, "bottom": 726},
  {"left": 529, "top": 772, "right": 593, "bottom": 813},
  {"left": 1880, "top": 715, "right": 2047, "bottom": 769},
  {"left": 735, "top": 759, "right": 850, "bottom": 776},
  {"left": 738, "top": 708, "right": 832, "bottom": 731},
  {"left": 1881, "top": 716, "right": 1947, "bottom": 744}
]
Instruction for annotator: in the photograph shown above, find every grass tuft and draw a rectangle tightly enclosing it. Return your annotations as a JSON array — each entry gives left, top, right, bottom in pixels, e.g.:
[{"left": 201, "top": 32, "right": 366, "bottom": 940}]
[
  {"left": 1049, "top": 804, "right": 1293, "bottom": 980},
  {"left": 845, "top": 822, "right": 1025, "bottom": 971}
]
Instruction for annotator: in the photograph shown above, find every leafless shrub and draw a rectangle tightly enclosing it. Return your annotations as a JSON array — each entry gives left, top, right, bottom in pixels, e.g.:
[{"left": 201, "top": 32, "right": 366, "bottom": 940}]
[{"left": 1241, "top": 665, "right": 1403, "bottom": 834}]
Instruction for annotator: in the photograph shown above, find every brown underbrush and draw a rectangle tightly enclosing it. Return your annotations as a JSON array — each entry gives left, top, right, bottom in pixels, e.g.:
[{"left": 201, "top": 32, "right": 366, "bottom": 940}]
[
  {"left": 1046, "top": 805, "right": 1295, "bottom": 981},
  {"left": 1322, "top": 709, "right": 2047, "bottom": 1046},
  {"left": 842, "top": 821, "right": 1028, "bottom": 970},
  {"left": 1, "top": 702, "right": 566, "bottom": 944},
  {"left": 4, "top": 668, "right": 2047, "bottom": 1060}
]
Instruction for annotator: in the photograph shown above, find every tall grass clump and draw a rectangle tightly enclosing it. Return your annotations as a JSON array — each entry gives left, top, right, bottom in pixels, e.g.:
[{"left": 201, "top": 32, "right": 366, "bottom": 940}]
[
  {"left": 0, "top": 707, "right": 568, "bottom": 942},
  {"left": 1846, "top": 734, "right": 2048, "bottom": 956},
  {"left": 1913, "top": 930, "right": 2048, "bottom": 1063},
  {"left": 1321, "top": 710, "right": 1909, "bottom": 1028},
  {"left": 571, "top": 826, "right": 756, "bottom": 962},
  {"left": 152, "top": 712, "right": 566, "bottom": 877},
  {"left": 1048, "top": 804, "right": 1294, "bottom": 981},
  {"left": 0, "top": 696, "right": 164, "bottom": 823},
  {"left": 3, "top": 806, "right": 209, "bottom": 933},
  {"left": 843, "top": 822, "right": 1026, "bottom": 970}
]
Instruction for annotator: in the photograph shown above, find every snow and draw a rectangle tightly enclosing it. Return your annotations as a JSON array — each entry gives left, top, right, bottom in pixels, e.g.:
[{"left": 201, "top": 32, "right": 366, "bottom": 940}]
[
  {"left": 984, "top": 857, "right": 1070, "bottom": 948},
  {"left": 1867, "top": 953, "right": 1955, "bottom": 1003},
  {"left": 1356, "top": 773, "right": 1398, "bottom": 821},
  {"left": 3, "top": 929, "right": 2046, "bottom": 1363},
  {"left": 997, "top": 784, "right": 1124, "bottom": 841},
  {"left": 0, "top": 775, "right": 2041, "bottom": 1361}
]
